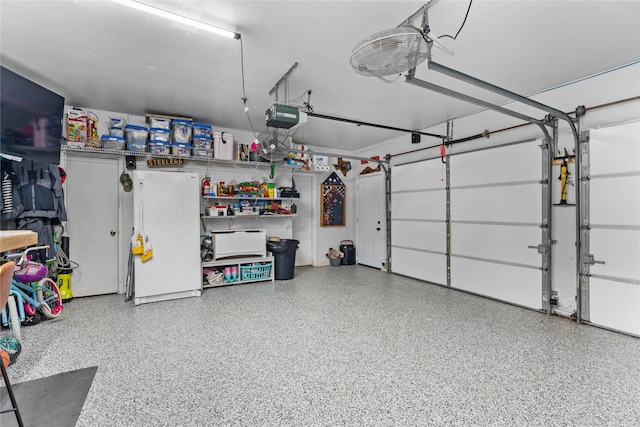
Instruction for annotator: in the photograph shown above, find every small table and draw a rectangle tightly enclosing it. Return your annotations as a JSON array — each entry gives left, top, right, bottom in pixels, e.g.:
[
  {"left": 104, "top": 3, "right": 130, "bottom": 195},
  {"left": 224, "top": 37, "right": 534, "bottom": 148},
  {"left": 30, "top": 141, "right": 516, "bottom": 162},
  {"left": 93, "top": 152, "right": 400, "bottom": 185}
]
[{"left": 0, "top": 230, "right": 38, "bottom": 253}]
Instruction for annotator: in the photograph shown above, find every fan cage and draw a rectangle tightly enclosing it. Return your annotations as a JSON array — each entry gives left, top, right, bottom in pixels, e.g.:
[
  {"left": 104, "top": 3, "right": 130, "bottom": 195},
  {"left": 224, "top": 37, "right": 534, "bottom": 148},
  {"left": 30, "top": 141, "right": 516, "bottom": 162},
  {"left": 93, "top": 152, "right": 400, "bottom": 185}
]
[
  {"left": 256, "top": 128, "right": 292, "bottom": 162},
  {"left": 350, "top": 26, "right": 430, "bottom": 77}
]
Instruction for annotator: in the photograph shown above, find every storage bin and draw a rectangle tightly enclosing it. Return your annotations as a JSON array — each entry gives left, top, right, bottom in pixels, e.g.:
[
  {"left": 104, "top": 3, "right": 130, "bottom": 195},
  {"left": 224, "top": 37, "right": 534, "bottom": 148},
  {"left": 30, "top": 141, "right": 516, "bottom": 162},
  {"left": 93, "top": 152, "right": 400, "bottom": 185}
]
[
  {"left": 213, "top": 131, "right": 234, "bottom": 160},
  {"left": 148, "top": 116, "right": 171, "bottom": 130},
  {"left": 110, "top": 127, "right": 124, "bottom": 137},
  {"left": 172, "top": 119, "right": 192, "bottom": 144},
  {"left": 193, "top": 148, "right": 212, "bottom": 158},
  {"left": 124, "top": 124, "right": 148, "bottom": 147},
  {"left": 100, "top": 135, "right": 126, "bottom": 150},
  {"left": 148, "top": 140, "right": 171, "bottom": 155},
  {"left": 192, "top": 123, "right": 213, "bottom": 138},
  {"left": 192, "top": 136, "right": 212, "bottom": 158},
  {"left": 240, "top": 263, "right": 272, "bottom": 281},
  {"left": 109, "top": 117, "right": 126, "bottom": 137},
  {"left": 127, "top": 141, "right": 147, "bottom": 152},
  {"left": 149, "top": 128, "right": 171, "bottom": 143},
  {"left": 171, "top": 142, "right": 192, "bottom": 157},
  {"left": 192, "top": 135, "right": 212, "bottom": 148},
  {"left": 340, "top": 240, "right": 356, "bottom": 265}
]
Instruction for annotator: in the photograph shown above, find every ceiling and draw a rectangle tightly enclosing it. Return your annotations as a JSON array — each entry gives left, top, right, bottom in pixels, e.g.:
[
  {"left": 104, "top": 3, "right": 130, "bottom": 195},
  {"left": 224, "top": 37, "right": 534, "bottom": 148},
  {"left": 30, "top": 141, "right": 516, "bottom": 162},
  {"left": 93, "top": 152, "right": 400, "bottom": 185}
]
[{"left": 1, "top": 1, "right": 639, "bottom": 151}]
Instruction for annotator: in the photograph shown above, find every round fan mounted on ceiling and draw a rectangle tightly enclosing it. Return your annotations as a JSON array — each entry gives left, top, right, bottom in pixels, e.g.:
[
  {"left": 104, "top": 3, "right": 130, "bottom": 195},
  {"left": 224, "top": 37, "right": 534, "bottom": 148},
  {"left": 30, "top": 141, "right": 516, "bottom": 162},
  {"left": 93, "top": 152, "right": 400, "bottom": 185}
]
[
  {"left": 350, "top": 26, "right": 430, "bottom": 77},
  {"left": 255, "top": 128, "right": 292, "bottom": 162},
  {"left": 350, "top": 26, "right": 452, "bottom": 78}
]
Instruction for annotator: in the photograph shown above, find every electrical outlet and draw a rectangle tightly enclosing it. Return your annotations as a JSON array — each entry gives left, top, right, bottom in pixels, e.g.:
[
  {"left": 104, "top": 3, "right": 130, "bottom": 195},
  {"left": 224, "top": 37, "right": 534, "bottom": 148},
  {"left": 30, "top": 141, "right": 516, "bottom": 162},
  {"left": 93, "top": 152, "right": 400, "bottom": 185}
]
[{"left": 126, "top": 155, "right": 136, "bottom": 170}]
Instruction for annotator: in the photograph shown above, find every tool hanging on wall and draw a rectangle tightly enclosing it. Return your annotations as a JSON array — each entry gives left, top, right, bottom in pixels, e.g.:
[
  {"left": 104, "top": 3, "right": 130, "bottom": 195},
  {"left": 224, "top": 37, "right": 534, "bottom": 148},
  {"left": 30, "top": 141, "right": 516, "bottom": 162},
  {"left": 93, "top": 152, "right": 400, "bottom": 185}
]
[{"left": 554, "top": 147, "right": 575, "bottom": 205}]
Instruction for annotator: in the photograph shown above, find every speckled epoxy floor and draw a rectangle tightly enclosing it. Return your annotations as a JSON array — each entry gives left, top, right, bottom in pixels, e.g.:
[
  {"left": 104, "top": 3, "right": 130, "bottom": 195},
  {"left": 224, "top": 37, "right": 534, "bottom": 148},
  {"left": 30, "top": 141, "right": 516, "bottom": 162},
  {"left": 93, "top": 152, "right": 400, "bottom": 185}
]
[{"left": 2, "top": 265, "right": 640, "bottom": 426}]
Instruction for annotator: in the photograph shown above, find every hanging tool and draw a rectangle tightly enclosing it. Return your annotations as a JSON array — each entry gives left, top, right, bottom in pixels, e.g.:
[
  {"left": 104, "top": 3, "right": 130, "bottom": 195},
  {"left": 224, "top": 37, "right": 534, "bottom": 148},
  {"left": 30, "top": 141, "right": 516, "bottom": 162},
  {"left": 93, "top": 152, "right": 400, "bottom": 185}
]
[
  {"left": 132, "top": 201, "right": 144, "bottom": 255},
  {"left": 125, "top": 227, "right": 135, "bottom": 302},
  {"left": 558, "top": 148, "right": 574, "bottom": 205}
]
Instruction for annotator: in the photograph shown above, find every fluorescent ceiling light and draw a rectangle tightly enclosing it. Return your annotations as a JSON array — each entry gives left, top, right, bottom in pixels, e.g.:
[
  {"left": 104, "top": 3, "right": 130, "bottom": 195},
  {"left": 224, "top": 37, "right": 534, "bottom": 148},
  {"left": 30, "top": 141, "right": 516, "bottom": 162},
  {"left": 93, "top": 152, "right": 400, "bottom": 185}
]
[{"left": 111, "top": 0, "right": 240, "bottom": 39}]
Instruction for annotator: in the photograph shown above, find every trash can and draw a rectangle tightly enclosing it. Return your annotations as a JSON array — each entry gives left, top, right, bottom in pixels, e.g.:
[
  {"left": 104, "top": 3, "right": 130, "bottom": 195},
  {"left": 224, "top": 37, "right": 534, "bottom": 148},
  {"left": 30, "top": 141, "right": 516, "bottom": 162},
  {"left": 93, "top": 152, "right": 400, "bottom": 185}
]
[
  {"left": 340, "top": 240, "right": 356, "bottom": 265},
  {"left": 267, "top": 239, "right": 300, "bottom": 280}
]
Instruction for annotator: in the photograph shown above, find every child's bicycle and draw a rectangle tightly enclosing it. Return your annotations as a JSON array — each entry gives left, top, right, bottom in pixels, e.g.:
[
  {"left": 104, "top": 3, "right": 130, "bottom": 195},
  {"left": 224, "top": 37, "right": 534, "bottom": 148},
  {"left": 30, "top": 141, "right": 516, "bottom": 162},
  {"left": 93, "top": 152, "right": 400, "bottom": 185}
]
[{"left": 1, "top": 246, "right": 64, "bottom": 343}]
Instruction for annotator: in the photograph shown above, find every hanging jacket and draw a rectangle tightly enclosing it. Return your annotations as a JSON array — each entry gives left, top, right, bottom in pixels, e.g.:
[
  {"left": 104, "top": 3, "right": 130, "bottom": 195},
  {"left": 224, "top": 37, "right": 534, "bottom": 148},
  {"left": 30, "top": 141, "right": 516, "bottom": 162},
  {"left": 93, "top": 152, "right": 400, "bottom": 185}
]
[
  {"left": 1, "top": 158, "right": 25, "bottom": 224},
  {"left": 13, "top": 160, "right": 67, "bottom": 221}
]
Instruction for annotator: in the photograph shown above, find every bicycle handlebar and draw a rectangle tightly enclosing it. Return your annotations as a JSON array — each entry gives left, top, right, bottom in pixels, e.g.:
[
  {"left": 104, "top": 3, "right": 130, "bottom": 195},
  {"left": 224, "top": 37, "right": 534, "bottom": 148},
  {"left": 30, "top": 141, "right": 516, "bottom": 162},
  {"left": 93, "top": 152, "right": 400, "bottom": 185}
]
[{"left": 17, "top": 245, "right": 51, "bottom": 265}]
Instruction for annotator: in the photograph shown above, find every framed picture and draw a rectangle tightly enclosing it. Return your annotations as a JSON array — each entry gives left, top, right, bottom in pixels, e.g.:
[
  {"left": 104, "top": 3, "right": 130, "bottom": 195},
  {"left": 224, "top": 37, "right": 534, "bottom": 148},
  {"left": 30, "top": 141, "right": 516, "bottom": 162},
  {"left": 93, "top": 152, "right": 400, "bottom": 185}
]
[{"left": 321, "top": 172, "right": 345, "bottom": 227}]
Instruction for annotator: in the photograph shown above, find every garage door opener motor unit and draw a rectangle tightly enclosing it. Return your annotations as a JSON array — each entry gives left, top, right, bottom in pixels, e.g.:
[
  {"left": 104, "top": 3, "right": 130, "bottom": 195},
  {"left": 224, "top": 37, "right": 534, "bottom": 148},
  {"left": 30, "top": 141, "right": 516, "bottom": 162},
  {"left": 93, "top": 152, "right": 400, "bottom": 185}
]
[{"left": 265, "top": 103, "right": 307, "bottom": 129}]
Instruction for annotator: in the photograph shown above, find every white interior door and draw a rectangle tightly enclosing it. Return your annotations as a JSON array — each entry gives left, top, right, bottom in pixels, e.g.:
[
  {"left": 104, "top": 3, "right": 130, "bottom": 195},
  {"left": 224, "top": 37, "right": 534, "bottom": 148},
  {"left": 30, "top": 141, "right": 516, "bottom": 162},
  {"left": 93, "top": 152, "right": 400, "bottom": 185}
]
[
  {"left": 63, "top": 155, "right": 119, "bottom": 296},
  {"left": 356, "top": 172, "right": 386, "bottom": 268},
  {"left": 292, "top": 173, "right": 313, "bottom": 266},
  {"left": 586, "top": 121, "right": 640, "bottom": 335}
]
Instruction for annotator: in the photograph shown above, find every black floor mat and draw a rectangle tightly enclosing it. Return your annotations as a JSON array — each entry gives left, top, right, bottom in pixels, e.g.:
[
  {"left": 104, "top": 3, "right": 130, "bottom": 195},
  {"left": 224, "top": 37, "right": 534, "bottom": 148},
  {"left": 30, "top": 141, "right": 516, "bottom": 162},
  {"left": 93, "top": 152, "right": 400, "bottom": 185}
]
[{"left": 1, "top": 366, "right": 97, "bottom": 427}]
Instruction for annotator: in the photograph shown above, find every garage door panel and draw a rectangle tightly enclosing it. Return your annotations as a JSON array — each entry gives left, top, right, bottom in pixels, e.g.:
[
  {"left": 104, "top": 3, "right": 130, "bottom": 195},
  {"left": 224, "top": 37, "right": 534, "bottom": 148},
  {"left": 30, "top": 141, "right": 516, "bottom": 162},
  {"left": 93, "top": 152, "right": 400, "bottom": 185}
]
[
  {"left": 590, "top": 229, "right": 640, "bottom": 280},
  {"left": 450, "top": 143, "right": 541, "bottom": 186},
  {"left": 392, "top": 191, "right": 446, "bottom": 220},
  {"left": 451, "top": 184, "right": 541, "bottom": 223},
  {"left": 451, "top": 258, "right": 542, "bottom": 310},
  {"left": 392, "top": 221, "right": 446, "bottom": 252},
  {"left": 392, "top": 162, "right": 446, "bottom": 192},
  {"left": 590, "top": 278, "right": 640, "bottom": 335},
  {"left": 451, "top": 223, "right": 540, "bottom": 266},
  {"left": 590, "top": 123, "right": 640, "bottom": 174},
  {"left": 587, "top": 122, "right": 640, "bottom": 335},
  {"left": 391, "top": 247, "right": 447, "bottom": 285},
  {"left": 590, "top": 176, "right": 640, "bottom": 226}
]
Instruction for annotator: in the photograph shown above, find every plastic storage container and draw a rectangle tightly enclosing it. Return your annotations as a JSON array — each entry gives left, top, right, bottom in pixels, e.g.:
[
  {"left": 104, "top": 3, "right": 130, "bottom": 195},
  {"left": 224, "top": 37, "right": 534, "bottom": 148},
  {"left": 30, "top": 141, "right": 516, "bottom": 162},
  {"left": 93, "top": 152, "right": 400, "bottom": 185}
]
[
  {"left": 148, "top": 140, "right": 171, "bottom": 155},
  {"left": 172, "top": 120, "right": 192, "bottom": 144},
  {"left": 149, "top": 128, "right": 171, "bottom": 143},
  {"left": 171, "top": 142, "right": 191, "bottom": 157},
  {"left": 109, "top": 117, "right": 126, "bottom": 137},
  {"left": 100, "top": 135, "right": 126, "bottom": 150},
  {"left": 340, "top": 240, "right": 356, "bottom": 265},
  {"left": 192, "top": 123, "right": 213, "bottom": 138},
  {"left": 124, "top": 124, "right": 148, "bottom": 152},
  {"left": 266, "top": 239, "right": 299, "bottom": 280},
  {"left": 192, "top": 135, "right": 212, "bottom": 149},
  {"left": 148, "top": 116, "right": 171, "bottom": 130},
  {"left": 213, "top": 132, "right": 234, "bottom": 160}
]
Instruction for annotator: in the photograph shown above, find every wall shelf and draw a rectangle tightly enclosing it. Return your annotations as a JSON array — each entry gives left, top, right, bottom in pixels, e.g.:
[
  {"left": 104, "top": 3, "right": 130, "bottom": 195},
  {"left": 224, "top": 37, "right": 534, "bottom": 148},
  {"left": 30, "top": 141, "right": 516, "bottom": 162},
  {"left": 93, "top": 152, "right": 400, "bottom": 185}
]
[
  {"left": 203, "top": 196, "right": 299, "bottom": 200},
  {"left": 202, "top": 255, "right": 274, "bottom": 288},
  {"left": 203, "top": 214, "right": 297, "bottom": 219},
  {"left": 62, "top": 144, "right": 323, "bottom": 173}
]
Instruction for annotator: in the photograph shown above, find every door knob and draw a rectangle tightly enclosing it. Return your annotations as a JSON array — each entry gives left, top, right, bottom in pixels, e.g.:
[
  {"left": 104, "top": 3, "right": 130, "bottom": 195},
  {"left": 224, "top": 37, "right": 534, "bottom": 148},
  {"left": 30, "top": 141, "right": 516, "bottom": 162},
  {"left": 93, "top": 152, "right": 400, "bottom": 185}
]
[
  {"left": 110, "top": 230, "right": 117, "bottom": 236},
  {"left": 376, "top": 227, "right": 381, "bottom": 231}
]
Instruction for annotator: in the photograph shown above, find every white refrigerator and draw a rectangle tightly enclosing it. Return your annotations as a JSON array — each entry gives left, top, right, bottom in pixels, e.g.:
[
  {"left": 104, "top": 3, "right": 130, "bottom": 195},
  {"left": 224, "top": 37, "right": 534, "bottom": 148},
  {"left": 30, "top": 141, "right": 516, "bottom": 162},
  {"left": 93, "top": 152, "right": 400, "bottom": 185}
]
[{"left": 133, "top": 170, "right": 201, "bottom": 305}]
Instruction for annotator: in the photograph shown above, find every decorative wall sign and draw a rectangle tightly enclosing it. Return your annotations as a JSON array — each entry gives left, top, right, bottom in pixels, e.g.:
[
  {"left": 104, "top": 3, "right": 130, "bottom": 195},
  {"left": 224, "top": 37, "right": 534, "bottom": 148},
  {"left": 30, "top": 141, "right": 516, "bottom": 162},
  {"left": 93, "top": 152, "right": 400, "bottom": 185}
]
[
  {"left": 147, "top": 158, "right": 184, "bottom": 167},
  {"left": 321, "top": 172, "right": 346, "bottom": 227},
  {"left": 333, "top": 157, "right": 352, "bottom": 177}
]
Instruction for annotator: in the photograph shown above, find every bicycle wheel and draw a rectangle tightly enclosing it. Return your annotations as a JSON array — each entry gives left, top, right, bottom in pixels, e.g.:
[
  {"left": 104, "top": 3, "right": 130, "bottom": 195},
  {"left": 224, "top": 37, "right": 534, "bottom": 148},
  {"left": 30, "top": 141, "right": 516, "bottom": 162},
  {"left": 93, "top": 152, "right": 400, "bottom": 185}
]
[
  {"left": 36, "top": 277, "right": 64, "bottom": 319},
  {"left": 6, "top": 295, "right": 23, "bottom": 343}
]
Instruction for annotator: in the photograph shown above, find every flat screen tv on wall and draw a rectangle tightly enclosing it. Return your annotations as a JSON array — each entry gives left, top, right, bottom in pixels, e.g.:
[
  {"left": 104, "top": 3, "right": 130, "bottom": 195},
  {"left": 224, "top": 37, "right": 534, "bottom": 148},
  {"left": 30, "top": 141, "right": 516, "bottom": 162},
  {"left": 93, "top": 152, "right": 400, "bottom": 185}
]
[{"left": 0, "top": 66, "right": 65, "bottom": 165}]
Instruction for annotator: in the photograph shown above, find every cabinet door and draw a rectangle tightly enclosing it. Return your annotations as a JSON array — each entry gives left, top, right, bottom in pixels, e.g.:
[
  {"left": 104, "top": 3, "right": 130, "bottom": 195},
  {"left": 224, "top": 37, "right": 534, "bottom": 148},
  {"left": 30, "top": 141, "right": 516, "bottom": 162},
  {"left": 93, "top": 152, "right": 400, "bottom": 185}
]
[{"left": 64, "top": 156, "right": 119, "bottom": 296}]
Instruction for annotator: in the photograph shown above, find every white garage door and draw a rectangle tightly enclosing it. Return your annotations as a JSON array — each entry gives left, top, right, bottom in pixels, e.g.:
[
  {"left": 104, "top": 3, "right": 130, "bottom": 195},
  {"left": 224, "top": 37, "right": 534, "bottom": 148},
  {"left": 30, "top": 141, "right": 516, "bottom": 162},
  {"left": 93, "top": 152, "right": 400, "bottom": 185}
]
[
  {"left": 449, "top": 142, "right": 545, "bottom": 310},
  {"left": 391, "top": 160, "right": 447, "bottom": 285},
  {"left": 584, "top": 121, "right": 640, "bottom": 336},
  {"left": 391, "top": 139, "right": 548, "bottom": 311}
]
